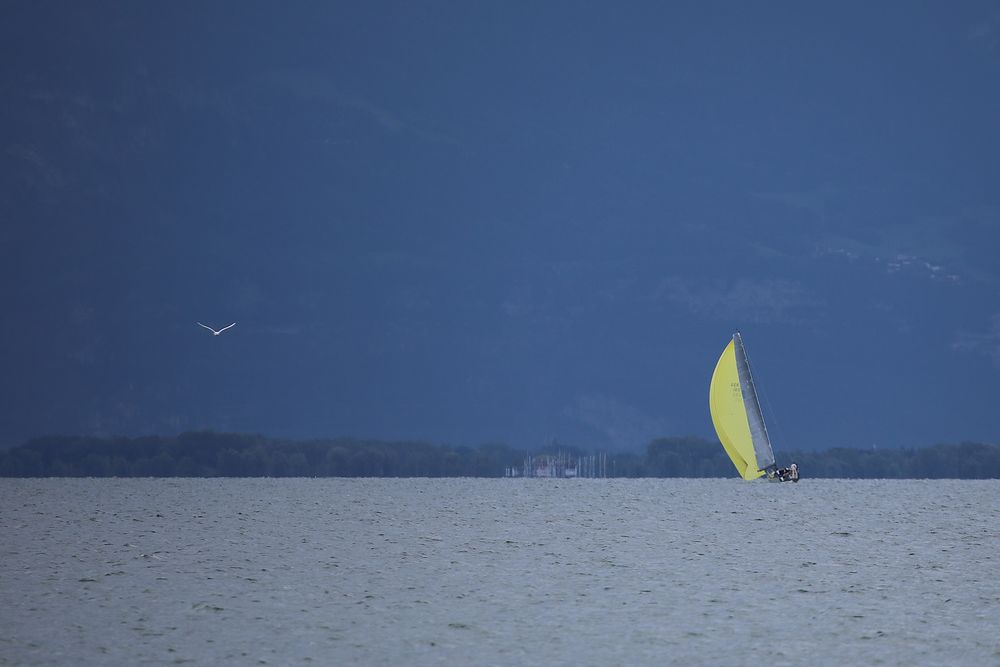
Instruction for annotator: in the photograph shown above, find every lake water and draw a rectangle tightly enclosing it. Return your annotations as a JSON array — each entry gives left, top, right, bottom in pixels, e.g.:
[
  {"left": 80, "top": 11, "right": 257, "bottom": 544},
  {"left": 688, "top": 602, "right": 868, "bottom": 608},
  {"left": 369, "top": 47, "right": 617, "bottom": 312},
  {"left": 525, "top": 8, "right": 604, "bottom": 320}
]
[{"left": 1, "top": 478, "right": 997, "bottom": 666}]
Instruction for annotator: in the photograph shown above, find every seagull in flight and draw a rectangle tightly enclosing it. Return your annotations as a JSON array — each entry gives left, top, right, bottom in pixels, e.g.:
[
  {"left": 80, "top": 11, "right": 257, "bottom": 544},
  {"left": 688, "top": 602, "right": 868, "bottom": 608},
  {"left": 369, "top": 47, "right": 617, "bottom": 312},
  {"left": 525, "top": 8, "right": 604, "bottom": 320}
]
[{"left": 197, "top": 322, "right": 236, "bottom": 336}]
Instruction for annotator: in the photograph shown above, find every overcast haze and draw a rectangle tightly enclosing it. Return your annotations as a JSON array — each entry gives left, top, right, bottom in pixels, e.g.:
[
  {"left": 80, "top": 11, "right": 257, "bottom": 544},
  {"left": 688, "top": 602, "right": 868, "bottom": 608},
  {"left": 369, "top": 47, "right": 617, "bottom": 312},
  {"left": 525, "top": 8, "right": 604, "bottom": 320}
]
[{"left": 2, "top": 2, "right": 999, "bottom": 451}]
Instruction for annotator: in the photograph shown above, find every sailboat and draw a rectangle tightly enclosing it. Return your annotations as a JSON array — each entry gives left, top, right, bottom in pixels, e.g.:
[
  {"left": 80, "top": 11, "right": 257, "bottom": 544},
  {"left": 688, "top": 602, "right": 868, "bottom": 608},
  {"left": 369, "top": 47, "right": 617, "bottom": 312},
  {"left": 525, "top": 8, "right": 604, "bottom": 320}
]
[{"left": 709, "top": 332, "right": 798, "bottom": 482}]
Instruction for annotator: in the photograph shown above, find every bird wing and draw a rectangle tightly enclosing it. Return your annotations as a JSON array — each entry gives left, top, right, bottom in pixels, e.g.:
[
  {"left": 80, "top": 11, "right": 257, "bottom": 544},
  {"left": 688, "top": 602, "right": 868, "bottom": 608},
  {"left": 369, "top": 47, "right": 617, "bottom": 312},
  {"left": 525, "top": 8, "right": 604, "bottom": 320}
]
[
  {"left": 196, "top": 322, "right": 217, "bottom": 333},
  {"left": 219, "top": 322, "right": 237, "bottom": 333}
]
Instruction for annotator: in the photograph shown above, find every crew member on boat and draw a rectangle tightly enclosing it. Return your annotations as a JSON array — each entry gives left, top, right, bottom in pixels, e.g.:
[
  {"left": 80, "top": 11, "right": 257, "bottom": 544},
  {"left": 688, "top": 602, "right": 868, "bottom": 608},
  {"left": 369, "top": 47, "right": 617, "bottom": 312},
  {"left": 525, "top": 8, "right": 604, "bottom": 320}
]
[{"left": 774, "top": 463, "right": 799, "bottom": 481}]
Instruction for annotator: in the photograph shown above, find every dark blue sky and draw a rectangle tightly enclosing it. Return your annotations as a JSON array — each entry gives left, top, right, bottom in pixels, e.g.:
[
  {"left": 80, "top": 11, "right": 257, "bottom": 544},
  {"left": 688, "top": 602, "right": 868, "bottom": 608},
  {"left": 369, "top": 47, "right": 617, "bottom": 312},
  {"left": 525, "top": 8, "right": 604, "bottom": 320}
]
[{"left": 2, "top": 2, "right": 999, "bottom": 451}]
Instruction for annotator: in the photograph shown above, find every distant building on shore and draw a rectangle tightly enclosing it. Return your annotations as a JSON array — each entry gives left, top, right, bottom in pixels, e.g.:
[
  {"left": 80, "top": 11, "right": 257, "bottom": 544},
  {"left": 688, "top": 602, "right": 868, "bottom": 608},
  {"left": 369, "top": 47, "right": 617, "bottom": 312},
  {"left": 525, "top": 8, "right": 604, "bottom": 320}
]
[{"left": 504, "top": 451, "right": 608, "bottom": 478}]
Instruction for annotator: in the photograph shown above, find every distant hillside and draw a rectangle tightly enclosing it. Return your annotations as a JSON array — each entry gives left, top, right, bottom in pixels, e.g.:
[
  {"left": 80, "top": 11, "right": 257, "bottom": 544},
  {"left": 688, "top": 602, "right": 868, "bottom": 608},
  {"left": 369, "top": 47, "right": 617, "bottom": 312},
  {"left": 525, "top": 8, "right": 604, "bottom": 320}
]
[{"left": 2, "top": 433, "right": 998, "bottom": 479}]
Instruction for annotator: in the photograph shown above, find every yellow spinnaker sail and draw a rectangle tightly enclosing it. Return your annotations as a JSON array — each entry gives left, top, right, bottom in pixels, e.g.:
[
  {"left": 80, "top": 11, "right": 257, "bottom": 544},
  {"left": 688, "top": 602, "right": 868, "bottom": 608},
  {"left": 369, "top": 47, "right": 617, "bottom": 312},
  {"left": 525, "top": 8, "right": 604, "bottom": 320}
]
[{"left": 709, "top": 339, "right": 765, "bottom": 480}]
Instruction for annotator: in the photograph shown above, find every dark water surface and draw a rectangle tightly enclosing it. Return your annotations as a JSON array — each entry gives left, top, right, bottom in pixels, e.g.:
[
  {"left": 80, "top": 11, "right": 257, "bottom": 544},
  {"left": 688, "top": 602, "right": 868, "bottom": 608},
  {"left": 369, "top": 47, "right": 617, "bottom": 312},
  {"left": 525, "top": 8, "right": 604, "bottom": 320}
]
[{"left": 1, "top": 478, "right": 997, "bottom": 666}]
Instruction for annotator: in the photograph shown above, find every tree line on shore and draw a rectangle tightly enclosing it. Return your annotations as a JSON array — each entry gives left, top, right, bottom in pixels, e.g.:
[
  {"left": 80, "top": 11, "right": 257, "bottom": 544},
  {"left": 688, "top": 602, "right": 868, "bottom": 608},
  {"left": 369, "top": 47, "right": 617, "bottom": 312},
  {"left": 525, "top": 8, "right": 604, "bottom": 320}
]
[{"left": 1, "top": 432, "right": 998, "bottom": 479}]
